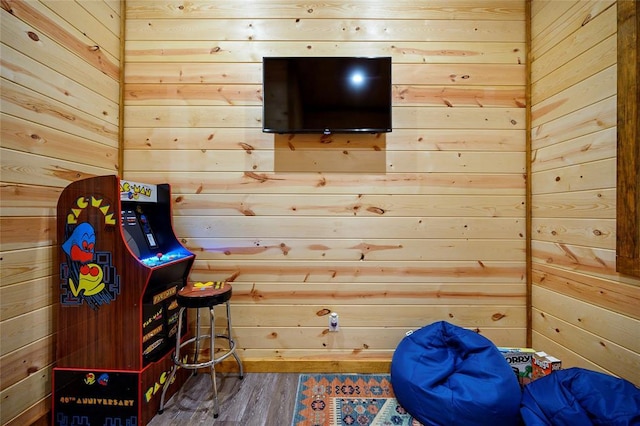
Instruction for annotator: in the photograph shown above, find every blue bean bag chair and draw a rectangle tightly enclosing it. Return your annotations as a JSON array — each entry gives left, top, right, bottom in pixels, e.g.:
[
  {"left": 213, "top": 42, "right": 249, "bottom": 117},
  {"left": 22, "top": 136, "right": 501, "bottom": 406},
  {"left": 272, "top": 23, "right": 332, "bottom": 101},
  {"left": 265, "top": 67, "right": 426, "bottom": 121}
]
[
  {"left": 391, "top": 321, "right": 521, "bottom": 426},
  {"left": 521, "top": 367, "right": 640, "bottom": 425}
]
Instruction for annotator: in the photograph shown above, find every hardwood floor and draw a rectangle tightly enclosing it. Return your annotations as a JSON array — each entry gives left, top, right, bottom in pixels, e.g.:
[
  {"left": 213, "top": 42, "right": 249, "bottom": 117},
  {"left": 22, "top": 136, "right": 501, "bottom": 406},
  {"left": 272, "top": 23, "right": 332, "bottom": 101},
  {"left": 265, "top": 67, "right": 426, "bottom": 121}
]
[{"left": 148, "top": 373, "right": 299, "bottom": 425}]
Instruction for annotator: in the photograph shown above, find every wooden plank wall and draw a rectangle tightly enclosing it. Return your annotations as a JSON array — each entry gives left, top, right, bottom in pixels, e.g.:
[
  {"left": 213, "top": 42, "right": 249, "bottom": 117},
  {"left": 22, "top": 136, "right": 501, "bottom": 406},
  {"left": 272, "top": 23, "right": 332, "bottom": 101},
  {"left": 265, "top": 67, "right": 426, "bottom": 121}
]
[
  {"left": 530, "top": 0, "right": 640, "bottom": 386},
  {"left": 2, "top": 0, "right": 638, "bottom": 424},
  {"left": 123, "top": 0, "right": 528, "bottom": 371},
  {"left": 0, "top": 0, "right": 121, "bottom": 424}
]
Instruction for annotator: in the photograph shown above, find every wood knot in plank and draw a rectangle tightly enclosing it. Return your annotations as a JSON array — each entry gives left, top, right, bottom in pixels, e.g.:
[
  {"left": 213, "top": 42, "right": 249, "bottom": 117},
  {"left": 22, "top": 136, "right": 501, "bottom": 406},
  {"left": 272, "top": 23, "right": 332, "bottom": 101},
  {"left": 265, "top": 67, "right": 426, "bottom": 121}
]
[
  {"left": 244, "top": 171, "right": 272, "bottom": 183},
  {"left": 239, "top": 142, "right": 254, "bottom": 153},
  {"left": 1, "top": 1, "right": 12, "bottom": 13},
  {"left": 249, "top": 285, "right": 263, "bottom": 301}
]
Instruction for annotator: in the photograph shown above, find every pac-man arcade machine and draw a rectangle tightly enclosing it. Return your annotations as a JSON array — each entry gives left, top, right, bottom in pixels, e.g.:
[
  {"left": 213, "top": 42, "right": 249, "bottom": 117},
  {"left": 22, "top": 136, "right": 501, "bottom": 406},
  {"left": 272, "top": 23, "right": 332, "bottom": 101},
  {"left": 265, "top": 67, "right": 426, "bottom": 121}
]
[{"left": 52, "top": 175, "right": 195, "bottom": 425}]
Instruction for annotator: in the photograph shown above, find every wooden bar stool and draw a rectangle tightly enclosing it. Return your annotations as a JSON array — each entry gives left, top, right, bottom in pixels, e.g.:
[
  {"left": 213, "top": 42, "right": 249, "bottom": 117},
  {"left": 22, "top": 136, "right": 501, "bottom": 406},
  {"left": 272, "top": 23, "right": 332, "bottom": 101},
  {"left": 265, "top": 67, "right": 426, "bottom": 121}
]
[{"left": 159, "top": 281, "right": 243, "bottom": 418}]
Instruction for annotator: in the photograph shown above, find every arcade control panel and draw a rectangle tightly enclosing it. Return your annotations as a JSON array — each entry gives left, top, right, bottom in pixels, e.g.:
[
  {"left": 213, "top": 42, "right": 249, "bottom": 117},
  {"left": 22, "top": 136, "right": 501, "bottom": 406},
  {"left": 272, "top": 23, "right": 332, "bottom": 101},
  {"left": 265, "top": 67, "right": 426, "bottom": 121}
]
[{"left": 139, "top": 250, "right": 192, "bottom": 268}]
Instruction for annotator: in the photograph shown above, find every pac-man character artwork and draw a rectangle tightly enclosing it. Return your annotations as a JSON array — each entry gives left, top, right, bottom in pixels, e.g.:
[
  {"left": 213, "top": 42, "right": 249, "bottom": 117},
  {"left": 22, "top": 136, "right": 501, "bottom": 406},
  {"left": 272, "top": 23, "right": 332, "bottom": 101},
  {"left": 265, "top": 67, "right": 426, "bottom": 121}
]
[{"left": 60, "top": 195, "right": 121, "bottom": 310}]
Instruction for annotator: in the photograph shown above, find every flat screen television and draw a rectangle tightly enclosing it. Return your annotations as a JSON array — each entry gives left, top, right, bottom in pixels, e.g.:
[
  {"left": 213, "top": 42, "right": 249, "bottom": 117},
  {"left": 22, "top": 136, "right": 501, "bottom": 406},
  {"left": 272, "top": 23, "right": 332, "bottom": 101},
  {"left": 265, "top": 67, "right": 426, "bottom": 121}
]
[{"left": 262, "top": 56, "right": 392, "bottom": 134}]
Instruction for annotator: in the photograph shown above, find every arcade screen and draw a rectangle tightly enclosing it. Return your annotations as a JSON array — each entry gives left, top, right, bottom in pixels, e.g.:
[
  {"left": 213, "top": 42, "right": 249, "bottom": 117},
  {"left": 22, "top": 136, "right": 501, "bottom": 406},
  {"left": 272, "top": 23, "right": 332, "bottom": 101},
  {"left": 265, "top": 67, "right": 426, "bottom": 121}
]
[{"left": 121, "top": 205, "right": 190, "bottom": 267}]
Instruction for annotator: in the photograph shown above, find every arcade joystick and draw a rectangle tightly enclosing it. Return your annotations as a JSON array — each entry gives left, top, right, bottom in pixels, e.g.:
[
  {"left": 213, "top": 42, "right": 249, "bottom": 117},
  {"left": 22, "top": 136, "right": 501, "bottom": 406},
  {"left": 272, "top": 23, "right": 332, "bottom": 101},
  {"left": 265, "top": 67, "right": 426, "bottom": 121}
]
[{"left": 156, "top": 253, "right": 163, "bottom": 259}]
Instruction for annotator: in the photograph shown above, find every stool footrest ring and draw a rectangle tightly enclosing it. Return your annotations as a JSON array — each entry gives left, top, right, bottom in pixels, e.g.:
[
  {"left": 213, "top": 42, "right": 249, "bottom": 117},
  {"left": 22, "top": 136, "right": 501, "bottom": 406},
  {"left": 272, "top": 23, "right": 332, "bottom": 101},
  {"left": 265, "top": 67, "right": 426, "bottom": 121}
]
[{"left": 173, "top": 336, "right": 237, "bottom": 369}]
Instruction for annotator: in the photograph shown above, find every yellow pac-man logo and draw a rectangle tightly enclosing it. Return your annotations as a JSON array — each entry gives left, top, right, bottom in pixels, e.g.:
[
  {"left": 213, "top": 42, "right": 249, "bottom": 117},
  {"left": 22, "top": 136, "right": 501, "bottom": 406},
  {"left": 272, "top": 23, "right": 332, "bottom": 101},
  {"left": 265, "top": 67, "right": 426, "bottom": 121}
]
[{"left": 66, "top": 196, "right": 115, "bottom": 225}]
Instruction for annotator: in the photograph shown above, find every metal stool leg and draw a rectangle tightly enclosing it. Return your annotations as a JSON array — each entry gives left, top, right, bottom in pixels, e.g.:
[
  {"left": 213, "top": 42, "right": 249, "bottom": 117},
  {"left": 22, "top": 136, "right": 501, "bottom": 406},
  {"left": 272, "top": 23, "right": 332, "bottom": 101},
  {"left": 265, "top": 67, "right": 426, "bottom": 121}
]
[
  {"left": 193, "top": 307, "right": 201, "bottom": 367},
  {"left": 210, "top": 306, "right": 219, "bottom": 418},
  {"left": 226, "top": 301, "right": 244, "bottom": 379}
]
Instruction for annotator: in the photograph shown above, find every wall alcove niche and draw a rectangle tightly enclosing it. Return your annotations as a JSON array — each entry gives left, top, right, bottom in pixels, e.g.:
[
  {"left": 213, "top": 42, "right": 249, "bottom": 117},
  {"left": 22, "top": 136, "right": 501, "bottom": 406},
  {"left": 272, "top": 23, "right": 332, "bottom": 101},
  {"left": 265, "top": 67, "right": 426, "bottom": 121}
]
[
  {"left": 273, "top": 133, "right": 387, "bottom": 173},
  {"left": 617, "top": 0, "right": 640, "bottom": 278}
]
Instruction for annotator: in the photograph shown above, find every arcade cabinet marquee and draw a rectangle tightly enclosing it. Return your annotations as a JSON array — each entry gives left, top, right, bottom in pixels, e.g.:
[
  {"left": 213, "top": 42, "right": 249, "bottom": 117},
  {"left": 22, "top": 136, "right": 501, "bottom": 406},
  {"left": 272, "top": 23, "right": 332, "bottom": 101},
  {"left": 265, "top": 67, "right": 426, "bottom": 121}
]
[{"left": 53, "top": 175, "right": 195, "bottom": 426}]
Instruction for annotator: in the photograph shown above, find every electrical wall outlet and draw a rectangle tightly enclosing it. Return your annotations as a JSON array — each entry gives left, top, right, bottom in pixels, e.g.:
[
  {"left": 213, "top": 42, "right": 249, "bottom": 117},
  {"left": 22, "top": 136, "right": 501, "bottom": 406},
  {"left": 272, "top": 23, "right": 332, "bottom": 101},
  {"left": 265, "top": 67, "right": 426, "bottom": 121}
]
[{"left": 329, "top": 312, "right": 339, "bottom": 331}]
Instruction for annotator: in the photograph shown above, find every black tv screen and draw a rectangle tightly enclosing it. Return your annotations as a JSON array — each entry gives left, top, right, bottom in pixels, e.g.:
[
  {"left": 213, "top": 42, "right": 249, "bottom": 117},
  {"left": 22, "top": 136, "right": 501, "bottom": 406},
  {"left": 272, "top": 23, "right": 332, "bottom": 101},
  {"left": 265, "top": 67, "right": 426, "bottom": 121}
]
[{"left": 262, "top": 56, "right": 392, "bottom": 134}]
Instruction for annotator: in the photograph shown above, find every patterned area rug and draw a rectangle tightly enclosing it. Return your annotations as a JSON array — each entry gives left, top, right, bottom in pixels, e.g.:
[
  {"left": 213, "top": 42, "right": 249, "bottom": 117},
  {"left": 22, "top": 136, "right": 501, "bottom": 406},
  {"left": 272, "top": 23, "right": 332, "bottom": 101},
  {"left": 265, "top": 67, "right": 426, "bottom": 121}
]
[{"left": 291, "top": 374, "right": 422, "bottom": 426}]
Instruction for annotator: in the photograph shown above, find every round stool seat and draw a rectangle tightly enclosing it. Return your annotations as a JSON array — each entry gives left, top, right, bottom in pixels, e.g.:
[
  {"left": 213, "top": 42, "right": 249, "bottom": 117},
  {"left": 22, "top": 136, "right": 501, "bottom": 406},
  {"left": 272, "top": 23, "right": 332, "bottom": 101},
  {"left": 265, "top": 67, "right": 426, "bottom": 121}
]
[{"left": 177, "top": 281, "right": 232, "bottom": 308}]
